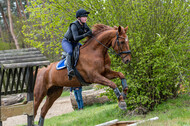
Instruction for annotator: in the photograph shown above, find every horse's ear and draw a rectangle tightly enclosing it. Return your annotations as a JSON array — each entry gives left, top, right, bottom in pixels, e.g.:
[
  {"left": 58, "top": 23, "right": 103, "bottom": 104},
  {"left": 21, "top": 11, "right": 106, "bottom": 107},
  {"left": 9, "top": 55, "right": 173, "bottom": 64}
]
[
  {"left": 118, "top": 26, "right": 122, "bottom": 34},
  {"left": 124, "top": 26, "right": 128, "bottom": 32}
]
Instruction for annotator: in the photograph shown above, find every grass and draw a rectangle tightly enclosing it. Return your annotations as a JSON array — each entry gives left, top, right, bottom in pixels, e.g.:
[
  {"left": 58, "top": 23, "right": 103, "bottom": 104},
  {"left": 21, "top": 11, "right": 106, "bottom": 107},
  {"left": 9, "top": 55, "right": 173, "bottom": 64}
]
[
  {"left": 60, "top": 85, "right": 94, "bottom": 97},
  {"left": 128, "top": 94, "right": 190, "bottom": 126},
  {"left": 137, "top": 94, "right": 190, "bottom": 126},
  {"left": 34, "top": 94, "right": 190, "bottom": 126},
  {"left": 61, "top": 91, "right": 70, "bottom": 97}
]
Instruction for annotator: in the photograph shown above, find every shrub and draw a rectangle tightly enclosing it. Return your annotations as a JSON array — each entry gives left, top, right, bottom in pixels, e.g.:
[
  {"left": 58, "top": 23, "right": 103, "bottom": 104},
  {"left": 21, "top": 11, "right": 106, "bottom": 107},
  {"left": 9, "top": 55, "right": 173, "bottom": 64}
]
[
  {"left": 0, "top": 42, "right": 12, "bottom": 50},
  {"left": 105, "top": 0, "right": 190, "bottom": 110}
]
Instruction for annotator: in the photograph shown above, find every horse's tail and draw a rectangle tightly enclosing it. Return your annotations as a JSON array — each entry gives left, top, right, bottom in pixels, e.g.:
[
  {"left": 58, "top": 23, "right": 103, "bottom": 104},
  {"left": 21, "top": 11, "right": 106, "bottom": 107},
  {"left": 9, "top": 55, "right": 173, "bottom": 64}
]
[{"left": 34, "top": 63, "right": 55, "bottom": 91}]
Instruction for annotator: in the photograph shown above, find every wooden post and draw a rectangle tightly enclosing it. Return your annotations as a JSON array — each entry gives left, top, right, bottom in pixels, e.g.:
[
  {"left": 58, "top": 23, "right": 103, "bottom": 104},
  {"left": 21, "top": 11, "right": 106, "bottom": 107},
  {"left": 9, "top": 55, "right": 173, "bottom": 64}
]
[
  {"left": 27, "top": 67, "right": 34, "bottom": 126},
  {"left": 0, "top": 68, "right": 4, "bottom": 126},
  {"left": 0, "top": 95, "right": 2, "bottom": 126},
  {"left": 0, "top": 96, "right": 1, "bottom": 126}
]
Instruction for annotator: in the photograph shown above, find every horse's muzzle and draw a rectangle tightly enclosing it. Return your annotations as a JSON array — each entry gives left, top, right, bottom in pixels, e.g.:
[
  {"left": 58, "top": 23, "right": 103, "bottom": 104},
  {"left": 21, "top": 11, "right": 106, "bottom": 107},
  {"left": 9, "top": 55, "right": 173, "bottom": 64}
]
[{"left": 122, "top": 58, "right": 131, "bottom": 64}]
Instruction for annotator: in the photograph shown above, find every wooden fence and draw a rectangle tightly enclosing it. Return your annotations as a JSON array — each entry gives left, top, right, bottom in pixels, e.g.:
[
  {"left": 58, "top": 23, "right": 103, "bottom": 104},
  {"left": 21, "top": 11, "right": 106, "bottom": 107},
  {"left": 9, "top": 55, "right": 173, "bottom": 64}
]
[{"left": 0, "top": 48, "right": 50, "bottom": 126}]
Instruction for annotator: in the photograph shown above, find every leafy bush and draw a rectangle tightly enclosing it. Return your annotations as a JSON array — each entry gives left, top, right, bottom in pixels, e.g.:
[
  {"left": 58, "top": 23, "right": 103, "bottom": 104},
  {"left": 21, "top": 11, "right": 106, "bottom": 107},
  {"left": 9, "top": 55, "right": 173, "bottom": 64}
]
[
  {"left": 23, "top": 0, "right": 190, "bottom": 110},
  {"left": 106, "top": 0, "right": 190, "bottom": 110}
]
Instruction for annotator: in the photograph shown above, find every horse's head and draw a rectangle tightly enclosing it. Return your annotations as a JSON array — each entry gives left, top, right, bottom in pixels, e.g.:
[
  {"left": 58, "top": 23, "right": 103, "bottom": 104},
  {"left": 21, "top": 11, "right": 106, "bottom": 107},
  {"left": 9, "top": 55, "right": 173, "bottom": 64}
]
[{"left": 111, "top": 26, "right": 131, "bottom": 64}]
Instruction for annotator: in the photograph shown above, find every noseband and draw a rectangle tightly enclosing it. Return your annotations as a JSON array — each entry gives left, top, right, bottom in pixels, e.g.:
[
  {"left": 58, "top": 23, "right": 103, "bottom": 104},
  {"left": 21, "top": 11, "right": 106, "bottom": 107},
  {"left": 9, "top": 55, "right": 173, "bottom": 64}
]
[{"left": 92, "top": 32, "right": 131, "bottom": 59}]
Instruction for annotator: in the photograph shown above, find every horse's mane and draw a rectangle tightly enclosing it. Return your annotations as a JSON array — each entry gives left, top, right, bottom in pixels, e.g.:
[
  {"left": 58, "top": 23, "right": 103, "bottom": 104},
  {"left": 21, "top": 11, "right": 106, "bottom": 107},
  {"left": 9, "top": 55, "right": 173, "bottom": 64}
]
[{"left": 83, "top": 24, "right": 113, "bottom": 44}]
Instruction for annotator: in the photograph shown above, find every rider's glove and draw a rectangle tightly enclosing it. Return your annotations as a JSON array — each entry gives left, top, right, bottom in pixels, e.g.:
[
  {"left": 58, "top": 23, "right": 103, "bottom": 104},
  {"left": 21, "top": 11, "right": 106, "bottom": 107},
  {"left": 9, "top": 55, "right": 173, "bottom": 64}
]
[{"left": 83, "top": 30, "right": 92, "bottom": 37}]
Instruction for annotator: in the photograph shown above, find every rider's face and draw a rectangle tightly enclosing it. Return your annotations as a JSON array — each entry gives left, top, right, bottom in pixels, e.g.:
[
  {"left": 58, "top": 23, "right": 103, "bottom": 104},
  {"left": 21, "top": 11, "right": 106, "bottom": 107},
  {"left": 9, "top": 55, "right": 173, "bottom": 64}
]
[{"left": 80, "top": 17, "right": 87, "bottom": 23}]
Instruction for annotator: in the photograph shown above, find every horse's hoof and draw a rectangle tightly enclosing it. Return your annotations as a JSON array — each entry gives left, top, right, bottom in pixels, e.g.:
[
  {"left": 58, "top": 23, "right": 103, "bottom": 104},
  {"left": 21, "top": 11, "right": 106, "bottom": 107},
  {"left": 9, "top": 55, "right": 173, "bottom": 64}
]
[
  {"left": 38, "top": 116, "right": 44, "bottom": 126},
  {"left": 118, "top": 101, "right": 127, "bottom": 110}
]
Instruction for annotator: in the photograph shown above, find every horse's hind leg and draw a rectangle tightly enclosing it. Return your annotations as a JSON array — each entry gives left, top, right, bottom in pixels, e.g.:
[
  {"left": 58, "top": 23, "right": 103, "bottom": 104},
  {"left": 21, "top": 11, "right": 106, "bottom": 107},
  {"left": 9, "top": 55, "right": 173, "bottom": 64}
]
[
  {"left": 38, "top": 86, "right": 63, "bottom": 126},
  {"left": 34, "top": 82, "right": 47, "bottom": 117},
  {"left": 34, "top": 68, "right": 48, "bottom": 118},
  {"left": 34, "top": 88, "right": 47, "bottom": 118}
]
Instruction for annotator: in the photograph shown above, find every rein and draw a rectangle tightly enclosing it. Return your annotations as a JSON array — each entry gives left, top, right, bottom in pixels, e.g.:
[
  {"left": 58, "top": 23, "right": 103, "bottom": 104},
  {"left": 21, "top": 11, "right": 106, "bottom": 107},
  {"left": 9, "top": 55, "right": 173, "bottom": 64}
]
[{"left": 92, "top": 32, "right": 131, "bottom": 58}]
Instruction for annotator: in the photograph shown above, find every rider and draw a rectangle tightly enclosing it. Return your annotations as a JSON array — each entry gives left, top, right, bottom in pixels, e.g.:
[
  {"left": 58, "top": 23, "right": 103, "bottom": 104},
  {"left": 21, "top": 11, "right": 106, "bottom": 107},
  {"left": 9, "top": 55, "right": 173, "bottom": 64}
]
[{"left": 62, "top": 9, "right": 92, "bottom": 80}]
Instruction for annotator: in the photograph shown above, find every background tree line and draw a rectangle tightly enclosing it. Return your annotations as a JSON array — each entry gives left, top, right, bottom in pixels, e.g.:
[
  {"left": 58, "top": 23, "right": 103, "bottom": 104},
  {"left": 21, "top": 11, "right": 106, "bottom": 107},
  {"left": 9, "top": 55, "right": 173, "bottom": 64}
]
[
  {"left": 0, "top": 0, "right": 29, "bottom": 50},
  {"left": 1, "top": 0, "right": 189, "bottom": 111}
]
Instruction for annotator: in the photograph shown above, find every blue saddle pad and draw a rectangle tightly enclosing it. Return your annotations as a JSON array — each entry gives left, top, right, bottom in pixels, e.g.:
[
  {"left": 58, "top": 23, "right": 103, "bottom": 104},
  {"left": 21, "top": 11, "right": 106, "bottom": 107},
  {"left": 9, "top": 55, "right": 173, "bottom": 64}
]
[{"left": 56, "top": 58, "right": 66, "bottom": 70}]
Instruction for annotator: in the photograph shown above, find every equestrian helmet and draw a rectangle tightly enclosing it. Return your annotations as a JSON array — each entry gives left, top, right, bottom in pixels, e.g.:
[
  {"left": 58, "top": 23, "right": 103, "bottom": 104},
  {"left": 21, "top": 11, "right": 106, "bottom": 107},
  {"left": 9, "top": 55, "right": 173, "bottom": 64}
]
[{"left": 76, "top": 9, "right": 90, "bottom": 18}]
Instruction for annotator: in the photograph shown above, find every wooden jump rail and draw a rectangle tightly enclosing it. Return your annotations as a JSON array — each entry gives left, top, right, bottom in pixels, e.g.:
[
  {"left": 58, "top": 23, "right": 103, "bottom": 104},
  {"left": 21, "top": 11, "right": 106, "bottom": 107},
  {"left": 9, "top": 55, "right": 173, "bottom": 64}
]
[{"left": 0, "top": 48, "right": 50, "bottom": 126}]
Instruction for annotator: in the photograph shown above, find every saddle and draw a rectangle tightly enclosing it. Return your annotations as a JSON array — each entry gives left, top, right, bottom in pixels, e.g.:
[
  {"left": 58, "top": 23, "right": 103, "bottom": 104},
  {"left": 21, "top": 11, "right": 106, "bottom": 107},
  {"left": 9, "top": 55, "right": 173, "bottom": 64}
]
[{"left": 56, "top": 45, "right": 90, "bottom": 86}]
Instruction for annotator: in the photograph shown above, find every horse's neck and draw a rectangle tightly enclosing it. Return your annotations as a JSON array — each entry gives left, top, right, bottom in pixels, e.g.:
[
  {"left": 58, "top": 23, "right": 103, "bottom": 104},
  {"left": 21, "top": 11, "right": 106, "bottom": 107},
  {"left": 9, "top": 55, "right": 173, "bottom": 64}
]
[{"left": 86, "top": 30, "right": 116, "bottom": 55}]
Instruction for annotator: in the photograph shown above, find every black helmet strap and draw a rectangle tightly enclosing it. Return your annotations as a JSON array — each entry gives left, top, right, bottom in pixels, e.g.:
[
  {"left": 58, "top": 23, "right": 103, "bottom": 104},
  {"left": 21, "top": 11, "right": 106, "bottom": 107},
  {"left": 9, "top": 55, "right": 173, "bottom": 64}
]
[{"left": 77, "top": 19, "right": 84, "bottom": 25}]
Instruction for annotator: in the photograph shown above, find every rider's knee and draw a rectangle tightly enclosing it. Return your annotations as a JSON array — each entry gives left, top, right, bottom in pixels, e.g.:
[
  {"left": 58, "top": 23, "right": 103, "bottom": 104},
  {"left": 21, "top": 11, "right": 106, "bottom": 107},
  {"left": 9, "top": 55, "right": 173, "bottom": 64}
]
[{"left": 67, "top": 51, "right": 73, "bottom": 56}]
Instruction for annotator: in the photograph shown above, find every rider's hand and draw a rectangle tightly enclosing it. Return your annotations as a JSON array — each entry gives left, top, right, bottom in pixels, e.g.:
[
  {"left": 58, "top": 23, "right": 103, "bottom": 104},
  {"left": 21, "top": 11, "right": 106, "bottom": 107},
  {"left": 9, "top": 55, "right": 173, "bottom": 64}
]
[
  {"left": 87, "top": 30, "right": 92, "bottom": 36},
  {"left": 84, "top": 30, "right": 92, "bottom": 37}
]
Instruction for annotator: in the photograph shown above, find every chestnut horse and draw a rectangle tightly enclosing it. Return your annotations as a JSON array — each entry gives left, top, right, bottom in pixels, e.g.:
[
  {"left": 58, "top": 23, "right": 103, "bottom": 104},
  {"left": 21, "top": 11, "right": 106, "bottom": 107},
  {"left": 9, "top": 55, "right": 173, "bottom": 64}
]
[{"left": 34, "top": 24, "right": 131, "bottom": 126}]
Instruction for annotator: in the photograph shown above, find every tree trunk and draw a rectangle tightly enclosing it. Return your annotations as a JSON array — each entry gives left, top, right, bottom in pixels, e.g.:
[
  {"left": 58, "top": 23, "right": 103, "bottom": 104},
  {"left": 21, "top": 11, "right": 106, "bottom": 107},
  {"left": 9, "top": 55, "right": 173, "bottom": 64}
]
[
  {"left": 0, "top": 25, "right": 3, "bottom": 42},
  {"left": 1, "top": 94, "right": 25, "bottom": 106},
  {"left": 70, "top": 89, "right": 111, "bottom": 109},
  {"left": 0, "top": 24, "right": 1, "bottom": 38},
  {"left": 26, "top": 0, "right": 29, "bottom": 7},
  {"left": 15, "top": 0, "right": 22, "bottom": 18},
  {"left": 0, "top": 3, "right": 10, "bottom": 33},
  {"left": 7, "top": 0, "right": 20, "bottom": 49},
  {"left": 0, "top": 25, "right": 5, "bottom": 42},
  {"left": 19, "top": 0, "right": 27, "bottom": 20}
]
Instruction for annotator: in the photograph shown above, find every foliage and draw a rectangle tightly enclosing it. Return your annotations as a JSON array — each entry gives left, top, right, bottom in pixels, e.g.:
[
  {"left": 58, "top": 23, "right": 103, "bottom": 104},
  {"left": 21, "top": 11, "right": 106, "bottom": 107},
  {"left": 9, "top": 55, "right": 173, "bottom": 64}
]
[
  {"left": 100, "top": 0, "right": 190, "bottom": 110},
  {"left": 23, "top": 0, "right": 190, "bottom": 110},
  {"left": 0, "top": 41, "right": 12, "bottom": 50}
]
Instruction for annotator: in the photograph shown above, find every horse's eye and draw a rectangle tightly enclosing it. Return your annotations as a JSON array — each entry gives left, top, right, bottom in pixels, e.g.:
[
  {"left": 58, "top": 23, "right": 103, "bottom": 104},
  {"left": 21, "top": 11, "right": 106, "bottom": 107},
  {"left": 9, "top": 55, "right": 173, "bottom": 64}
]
[{"left": 121, "top": 41, "right": 125, "bottom": 44}]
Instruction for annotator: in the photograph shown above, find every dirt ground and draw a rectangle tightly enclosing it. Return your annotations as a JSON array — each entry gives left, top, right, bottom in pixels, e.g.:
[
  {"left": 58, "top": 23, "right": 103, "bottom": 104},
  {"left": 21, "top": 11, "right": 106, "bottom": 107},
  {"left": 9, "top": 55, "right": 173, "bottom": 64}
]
[{"left": 2, "top": 96, "right": 74, "bottom": 126}]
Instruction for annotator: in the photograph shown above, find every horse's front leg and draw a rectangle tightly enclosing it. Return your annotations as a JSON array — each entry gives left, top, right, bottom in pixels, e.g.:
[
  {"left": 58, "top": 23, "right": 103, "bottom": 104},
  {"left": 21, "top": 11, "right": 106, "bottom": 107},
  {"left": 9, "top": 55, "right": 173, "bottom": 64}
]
[
  {"left": 103, "top": 68, "right": 128, "bottom": 99},
  {"left": 92, "top": 73, "right": 127, "bottom": 110}
]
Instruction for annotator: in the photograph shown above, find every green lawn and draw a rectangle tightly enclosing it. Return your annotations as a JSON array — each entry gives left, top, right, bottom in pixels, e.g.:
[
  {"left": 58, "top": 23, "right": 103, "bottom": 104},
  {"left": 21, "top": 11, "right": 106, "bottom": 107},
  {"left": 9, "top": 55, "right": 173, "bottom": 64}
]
[
  {"left": 35, "top": 94, "right": 190, "bottom": 126},
  {"left": 61, "top": 91, "right": 70, "bottom": 97}
]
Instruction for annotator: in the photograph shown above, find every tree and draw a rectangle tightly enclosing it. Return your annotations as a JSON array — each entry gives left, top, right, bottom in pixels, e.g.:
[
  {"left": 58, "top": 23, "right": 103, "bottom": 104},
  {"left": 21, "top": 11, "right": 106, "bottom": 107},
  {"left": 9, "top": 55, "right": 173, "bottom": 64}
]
[
  {"left": 7, "top": 0, "right": 20, "bottom": 49},
  {"left": 15, "top": 0, "right": 22, "bottom": 18},
  {"left": 0, "top": 0, "right": 28, "bottom": 48},
  {"left": 0, "top": 3, "right": 10, "bottom": 33},
  {"left": 19, "top": 0, "right": 27, "bottom": 20}
]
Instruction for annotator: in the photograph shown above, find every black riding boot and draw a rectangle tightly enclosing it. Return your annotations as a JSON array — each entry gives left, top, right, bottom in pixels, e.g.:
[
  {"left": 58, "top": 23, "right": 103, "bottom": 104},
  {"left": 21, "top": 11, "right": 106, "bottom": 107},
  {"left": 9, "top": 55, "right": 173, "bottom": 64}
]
[{"left": 66, "top": 54, "right": 75, "bottom": 80}]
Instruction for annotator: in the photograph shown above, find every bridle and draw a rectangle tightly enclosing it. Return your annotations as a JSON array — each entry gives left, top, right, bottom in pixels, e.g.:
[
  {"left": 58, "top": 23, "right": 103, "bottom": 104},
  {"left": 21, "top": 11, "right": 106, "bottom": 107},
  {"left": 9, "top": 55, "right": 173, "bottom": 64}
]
[
  {"left": 92, "top": 32, "right": 131, "bottom": 59},
  {"left": 114, "top": 32, "right": 131, "bottom": 58}
]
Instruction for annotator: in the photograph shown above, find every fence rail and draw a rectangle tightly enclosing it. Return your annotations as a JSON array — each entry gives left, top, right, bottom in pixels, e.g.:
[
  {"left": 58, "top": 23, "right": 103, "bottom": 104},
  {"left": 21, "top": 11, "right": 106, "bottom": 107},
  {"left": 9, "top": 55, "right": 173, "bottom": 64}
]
[{"left": 0, "top": 48, "right": 50, "bottom": 126}]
